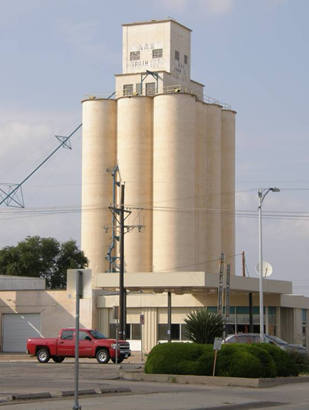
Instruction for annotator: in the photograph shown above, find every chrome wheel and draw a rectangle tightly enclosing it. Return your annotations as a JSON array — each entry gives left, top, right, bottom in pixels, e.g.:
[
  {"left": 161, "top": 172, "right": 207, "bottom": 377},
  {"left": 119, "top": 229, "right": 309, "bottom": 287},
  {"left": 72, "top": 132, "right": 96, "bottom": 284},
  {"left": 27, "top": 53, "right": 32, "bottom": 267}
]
[
  {"left": 96, "top": 348, "right": 110, "bottom": 364},
  {"left": 37, "top": 348, "right": 50, "bottom": 363}
]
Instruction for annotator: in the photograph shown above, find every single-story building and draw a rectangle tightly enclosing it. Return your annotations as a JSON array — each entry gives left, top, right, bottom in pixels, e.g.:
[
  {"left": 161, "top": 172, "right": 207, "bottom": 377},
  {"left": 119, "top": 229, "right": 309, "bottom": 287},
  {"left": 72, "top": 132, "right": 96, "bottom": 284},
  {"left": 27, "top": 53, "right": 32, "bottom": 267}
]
[{"left": 1, "top": 271, "right": 308, "bottom": 353}]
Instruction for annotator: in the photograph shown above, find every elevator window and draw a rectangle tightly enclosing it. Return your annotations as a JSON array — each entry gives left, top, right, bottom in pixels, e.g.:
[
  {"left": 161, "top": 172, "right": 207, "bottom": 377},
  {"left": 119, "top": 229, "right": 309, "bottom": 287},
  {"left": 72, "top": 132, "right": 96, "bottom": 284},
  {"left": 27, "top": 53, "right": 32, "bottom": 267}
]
[
  {"left": 130, "top": 51, "right": 140, "bottom": 61},
  {"left": 123, "top": 84, "right": 133, "bottom": 96},
  {"left": 152, "top": 48, "right": 163, "bottom": 58},
  {"left": 146, "top": 82, "right": 156, "bottom": 96},
  {"left": 136, "top": 83, "right": 142, "bottom": 95}
]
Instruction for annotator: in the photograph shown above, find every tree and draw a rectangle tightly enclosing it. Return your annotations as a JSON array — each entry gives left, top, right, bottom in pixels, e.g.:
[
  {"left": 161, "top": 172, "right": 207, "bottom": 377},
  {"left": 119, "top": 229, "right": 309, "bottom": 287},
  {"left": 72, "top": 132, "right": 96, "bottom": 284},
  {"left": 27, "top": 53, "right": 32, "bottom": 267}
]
[
  {"left": 184, "top": 308, "right": 224, "bottom": 344},
  {"left": 0, "top": 236, "right": 88, "bottom": 289}
]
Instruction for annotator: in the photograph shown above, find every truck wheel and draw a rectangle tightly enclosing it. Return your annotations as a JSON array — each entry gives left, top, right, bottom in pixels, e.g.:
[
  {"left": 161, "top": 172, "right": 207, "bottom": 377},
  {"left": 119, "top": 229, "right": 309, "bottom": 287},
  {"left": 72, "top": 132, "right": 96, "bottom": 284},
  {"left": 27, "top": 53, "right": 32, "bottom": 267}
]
[
  {"left": 52, "top": 356, "right": 65, "bottom": 363},
  {"left": 96, "top": 348, "right": 110, "bottom": 364},
  {"left": 37, "top": 348, "right": 50, "bottom": 363}
]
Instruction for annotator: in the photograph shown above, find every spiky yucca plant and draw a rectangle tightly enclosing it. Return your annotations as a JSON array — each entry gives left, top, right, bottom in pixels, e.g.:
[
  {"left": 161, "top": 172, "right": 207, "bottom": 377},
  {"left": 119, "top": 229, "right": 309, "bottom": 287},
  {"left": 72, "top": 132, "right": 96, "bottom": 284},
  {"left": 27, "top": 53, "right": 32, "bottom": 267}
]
[{"left": 184, "top": 308, "right": 224, "bottom": 344}]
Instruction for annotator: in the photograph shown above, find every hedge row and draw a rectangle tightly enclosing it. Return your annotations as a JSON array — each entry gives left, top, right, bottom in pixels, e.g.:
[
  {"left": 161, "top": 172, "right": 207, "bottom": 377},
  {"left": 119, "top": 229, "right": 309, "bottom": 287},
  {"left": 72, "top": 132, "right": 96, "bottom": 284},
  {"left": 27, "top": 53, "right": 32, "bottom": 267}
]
[{"left": 144, "top": 342, "right": 302, "bottom": 378}]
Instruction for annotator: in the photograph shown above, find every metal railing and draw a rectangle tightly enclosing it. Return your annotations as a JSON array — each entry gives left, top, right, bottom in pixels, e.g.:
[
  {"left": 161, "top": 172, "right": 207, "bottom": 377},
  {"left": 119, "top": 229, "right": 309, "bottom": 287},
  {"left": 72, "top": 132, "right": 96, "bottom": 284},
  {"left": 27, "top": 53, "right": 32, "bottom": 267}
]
[{"left": 82, "top": 86, "right": 233, "bottom": 110}]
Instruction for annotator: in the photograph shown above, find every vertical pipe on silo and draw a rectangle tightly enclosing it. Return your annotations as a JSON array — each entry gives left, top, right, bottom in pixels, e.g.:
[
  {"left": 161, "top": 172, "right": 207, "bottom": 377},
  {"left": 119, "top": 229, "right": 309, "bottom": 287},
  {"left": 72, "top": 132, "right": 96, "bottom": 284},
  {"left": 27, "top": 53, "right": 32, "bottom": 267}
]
[
  {"left": 195, "top": 101, "right": 208, "bottom": 272},
  {"left": 81, "top": 99, "right": 116, "bottom": 277},
  {"left": 204, "top": 104, "right": 222, "bottom": 274},
  {"left": 117, "top": 96, "right": 153, "bottom": 272},
  {"left": 153, "top": 93, "right": 197, "bottom": 272},
  {"left": 221, "top": 109, "right": 236, "bottom": 275}
]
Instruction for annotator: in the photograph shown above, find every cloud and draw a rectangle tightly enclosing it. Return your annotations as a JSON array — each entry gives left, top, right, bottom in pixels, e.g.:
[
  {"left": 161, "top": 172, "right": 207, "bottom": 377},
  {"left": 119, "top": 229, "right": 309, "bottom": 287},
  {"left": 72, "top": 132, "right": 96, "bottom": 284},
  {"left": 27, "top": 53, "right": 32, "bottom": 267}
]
[
  {"left": 57, "top": 19, "right": 120, "bottom": 65},
  {"left": 0, "top": 110, "right": 82, "bottom": 248},
  {"left": 0, "top": 109, "right": 79, "bottom": 177},
  {"left": 0, "top": 0, "right": 43, "bottom": 28},
  {"left": 0, "top": 121, "right": 53, "bottom": 179},
  {"left": 269, "top": 0, "right": 287, "bottom": 5},
  {"left": 158, "top": 0, "right": 188, "bottom": 13},
  {"left": 205, "top": 0, "right": 233, "bottom": 14},
  {"left": 157, "top": 0, "right": 234, "bottom": 15}
]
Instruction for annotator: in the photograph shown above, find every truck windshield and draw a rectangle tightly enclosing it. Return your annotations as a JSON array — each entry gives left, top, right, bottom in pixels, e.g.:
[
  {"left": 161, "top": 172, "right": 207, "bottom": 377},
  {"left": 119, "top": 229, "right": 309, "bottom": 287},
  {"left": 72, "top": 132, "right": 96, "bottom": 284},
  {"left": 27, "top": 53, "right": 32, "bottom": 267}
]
[{"left": 89, "top": 330, "right": 107, "bottom": 339}]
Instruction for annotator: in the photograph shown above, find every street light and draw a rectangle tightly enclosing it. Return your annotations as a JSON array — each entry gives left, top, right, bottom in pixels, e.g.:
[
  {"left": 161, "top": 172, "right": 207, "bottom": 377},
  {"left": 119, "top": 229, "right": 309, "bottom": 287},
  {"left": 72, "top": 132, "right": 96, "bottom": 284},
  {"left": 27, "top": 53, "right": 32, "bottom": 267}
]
[{"left": 258, "top": 187, "right": 280, "bottom": 342}]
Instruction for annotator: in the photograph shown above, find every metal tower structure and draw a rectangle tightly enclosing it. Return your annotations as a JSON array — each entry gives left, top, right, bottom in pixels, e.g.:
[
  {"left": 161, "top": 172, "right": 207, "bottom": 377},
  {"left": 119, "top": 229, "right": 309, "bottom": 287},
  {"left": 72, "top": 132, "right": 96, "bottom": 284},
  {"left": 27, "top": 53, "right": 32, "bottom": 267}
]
[{"left": 0, "top": 123, "right": 82, "bottom": 208}]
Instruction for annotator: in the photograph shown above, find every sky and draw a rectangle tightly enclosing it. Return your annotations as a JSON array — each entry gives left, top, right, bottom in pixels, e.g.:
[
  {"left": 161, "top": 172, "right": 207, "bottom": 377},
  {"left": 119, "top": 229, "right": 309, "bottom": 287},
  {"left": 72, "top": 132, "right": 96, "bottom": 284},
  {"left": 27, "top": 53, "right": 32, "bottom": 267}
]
[{"left": 0, "top": 0, "right": 308, "bottom": 294}]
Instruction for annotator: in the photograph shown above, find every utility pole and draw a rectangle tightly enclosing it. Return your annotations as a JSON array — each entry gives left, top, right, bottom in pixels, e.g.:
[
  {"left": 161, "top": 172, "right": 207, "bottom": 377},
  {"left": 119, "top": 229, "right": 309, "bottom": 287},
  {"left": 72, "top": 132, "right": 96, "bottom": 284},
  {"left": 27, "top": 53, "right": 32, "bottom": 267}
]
[
  {"left": 108, "top": 179, "right": 145, "bottom": 340},
  {"left": 224, "top": 264, "right": 230, "bottom": 337},
  {"left": 73, "top": 270, "right": 83, "bottom": 410},
  {"left": 217, "top": 253, "right": 224, "bottom": 315},
  {"left": 119, "top": 184, "right": 126, "bottom": 339},
  {"left": 258, "top": 187, "right": 280, "bottom": 342},
  {"left": 109, "top": 183, "right": 130, "bottom": 340},
  {"left": 242, "top": 251, "right": 246, "bottom": 277}
]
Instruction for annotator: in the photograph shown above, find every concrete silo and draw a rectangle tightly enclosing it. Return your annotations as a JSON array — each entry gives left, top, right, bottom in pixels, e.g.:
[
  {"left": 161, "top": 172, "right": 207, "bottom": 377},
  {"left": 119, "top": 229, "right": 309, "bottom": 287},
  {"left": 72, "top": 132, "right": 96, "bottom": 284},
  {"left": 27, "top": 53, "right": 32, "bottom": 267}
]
[
  {"left": 81, "top": 98, "right": 116, "bottom": 276},
  {"left": 221, "top": 109, "right": 236, "bottom": 275},
  {"left": 117, "top": 96, "right": 153, "bottom": 272},
  {"left": 153, "top": 93, "right": 197, "bottom": 272},
  {"left": 204, "top": 103, "right": 222, "bottom": 274}
]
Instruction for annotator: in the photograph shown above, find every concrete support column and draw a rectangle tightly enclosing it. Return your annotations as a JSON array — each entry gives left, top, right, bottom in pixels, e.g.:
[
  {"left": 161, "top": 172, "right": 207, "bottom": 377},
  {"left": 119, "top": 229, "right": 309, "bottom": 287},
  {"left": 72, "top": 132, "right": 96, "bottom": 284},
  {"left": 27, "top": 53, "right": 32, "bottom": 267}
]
[
  {"left": 167, "top": 292, "right": 172, "bottom": 342},
  {"left": 306, "top": 309, "right": 309, "bottom": 349},
  {"left": 275, "top": 307, "right": 281, "bottom": 337},
  {"left": 265, "top": 306, "right": 269, "bottom": 334},
  {"left": 98, "top": 308, "right": 109, "bottom": 336},
  {"left": 293, "top": 308, "right": 303, "bottom": 345},
  {"left": 142, "top": 307, "right": 157, "bottom": 353}
]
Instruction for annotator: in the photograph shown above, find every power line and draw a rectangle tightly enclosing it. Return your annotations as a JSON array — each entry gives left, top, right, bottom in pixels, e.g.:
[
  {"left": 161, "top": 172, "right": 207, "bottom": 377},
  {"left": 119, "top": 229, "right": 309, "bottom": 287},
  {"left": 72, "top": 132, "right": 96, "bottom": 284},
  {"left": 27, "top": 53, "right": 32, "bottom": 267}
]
[{"left": 2, "top": 203, "right": 309, "bottom": 222}]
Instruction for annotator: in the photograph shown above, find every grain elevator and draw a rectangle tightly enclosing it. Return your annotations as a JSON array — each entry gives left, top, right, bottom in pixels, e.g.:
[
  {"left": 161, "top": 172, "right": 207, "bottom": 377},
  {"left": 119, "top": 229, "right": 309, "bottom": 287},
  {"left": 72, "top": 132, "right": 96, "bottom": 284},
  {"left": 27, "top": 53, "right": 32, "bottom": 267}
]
[
  {"left": 81, "top": 19, "right": 236, "bottom": 282},
  {"left": 77, "top": 20, "right": 309, "bottom": 354}
]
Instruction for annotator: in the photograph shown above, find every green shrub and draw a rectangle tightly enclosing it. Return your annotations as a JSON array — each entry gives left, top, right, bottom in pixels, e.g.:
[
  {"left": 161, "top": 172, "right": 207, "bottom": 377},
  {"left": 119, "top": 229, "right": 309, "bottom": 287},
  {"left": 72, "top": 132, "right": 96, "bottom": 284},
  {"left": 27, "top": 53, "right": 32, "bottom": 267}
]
[
  {"left": 195, "top": 350, "right": 214, "bottom": 375},
  {"left": 144, "top": 342, "right": 301, "bottom": 378},
  {"left": 245, "top": 345, "right": 277, "bottom": 378},
  {"left": 184, "top": 309, "right": 224, "bottom": 344},
  {"left": 145, "top": 343, "right": 208, "bottom": 374},
  {"left": 216, "top": 344, "right": 263, "bottom": 378},
  {"left": 286, "top": 351, "right": 309, "bottom": 375},
  {"left": 259, "top": 344, "right": 299, "bottom": 377}
]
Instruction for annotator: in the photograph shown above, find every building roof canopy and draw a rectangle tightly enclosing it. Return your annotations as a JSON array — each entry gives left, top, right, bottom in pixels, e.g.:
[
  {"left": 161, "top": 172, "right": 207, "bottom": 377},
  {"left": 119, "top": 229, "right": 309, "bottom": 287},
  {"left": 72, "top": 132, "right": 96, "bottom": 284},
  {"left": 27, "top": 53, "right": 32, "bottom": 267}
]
[{"left": 95, "top": 271, "right": 292, "bottom": 295}]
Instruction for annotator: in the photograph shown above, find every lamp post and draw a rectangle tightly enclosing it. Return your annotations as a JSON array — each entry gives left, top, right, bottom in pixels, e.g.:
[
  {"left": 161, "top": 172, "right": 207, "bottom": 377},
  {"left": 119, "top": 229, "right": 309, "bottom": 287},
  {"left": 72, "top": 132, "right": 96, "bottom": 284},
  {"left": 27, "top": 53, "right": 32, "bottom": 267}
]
[{"left": 258, "top": 187, "right": 280, "bottom": 342}]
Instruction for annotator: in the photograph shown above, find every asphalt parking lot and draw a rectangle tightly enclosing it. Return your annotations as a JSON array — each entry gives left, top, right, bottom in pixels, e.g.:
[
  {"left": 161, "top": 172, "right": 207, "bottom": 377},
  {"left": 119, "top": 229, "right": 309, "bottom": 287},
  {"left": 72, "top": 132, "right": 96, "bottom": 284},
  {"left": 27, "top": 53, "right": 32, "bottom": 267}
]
[
  {"left": 0, "top": 361, "right": 121, "bottom": 395},
  {"left": 1, "top": 356, "right": 309, "bottom": 409}
]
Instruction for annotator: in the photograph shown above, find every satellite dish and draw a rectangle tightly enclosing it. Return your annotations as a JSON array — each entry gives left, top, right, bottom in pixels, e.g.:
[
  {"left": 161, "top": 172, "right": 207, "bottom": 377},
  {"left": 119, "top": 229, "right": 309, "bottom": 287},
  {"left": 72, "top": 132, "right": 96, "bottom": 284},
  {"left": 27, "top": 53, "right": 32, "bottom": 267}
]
[{"left": 255, "top": 261, "right": 273, "bottom": 278}]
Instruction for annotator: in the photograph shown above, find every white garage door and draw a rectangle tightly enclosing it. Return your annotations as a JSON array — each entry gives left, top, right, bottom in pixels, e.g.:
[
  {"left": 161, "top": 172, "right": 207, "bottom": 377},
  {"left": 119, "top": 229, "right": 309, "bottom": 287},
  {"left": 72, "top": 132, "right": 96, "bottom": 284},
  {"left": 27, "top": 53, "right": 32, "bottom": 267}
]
[{"left": 2, "top": 313, "right": 41, "bottom": 352}]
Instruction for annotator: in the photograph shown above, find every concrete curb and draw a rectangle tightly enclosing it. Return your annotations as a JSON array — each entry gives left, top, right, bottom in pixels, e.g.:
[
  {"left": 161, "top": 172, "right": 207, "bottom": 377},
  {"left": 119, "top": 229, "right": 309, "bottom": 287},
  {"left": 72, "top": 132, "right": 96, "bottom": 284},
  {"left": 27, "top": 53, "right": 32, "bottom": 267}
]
[
  {"left": 0, "top": 386, "right": 131, "bottom": 404},
  {"left": 119, "top": 369, "right": 309, "bottom": 388},
  {"left": 12, "top": 392, "right": 52, "bottom": 400},
  {"left": 60, "top": 389, "right": 97, "bottom": 397},
  {"left": 191, "top": 401, "right": 286, "bottom": 410}
]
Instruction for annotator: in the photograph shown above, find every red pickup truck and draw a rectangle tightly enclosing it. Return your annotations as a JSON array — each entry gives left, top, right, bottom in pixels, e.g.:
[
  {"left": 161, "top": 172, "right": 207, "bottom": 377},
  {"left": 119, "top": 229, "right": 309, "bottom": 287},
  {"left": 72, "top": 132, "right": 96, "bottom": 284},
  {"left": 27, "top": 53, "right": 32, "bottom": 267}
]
[{"left": 26, "top": 328, "right": 131, "bottom": 364}]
